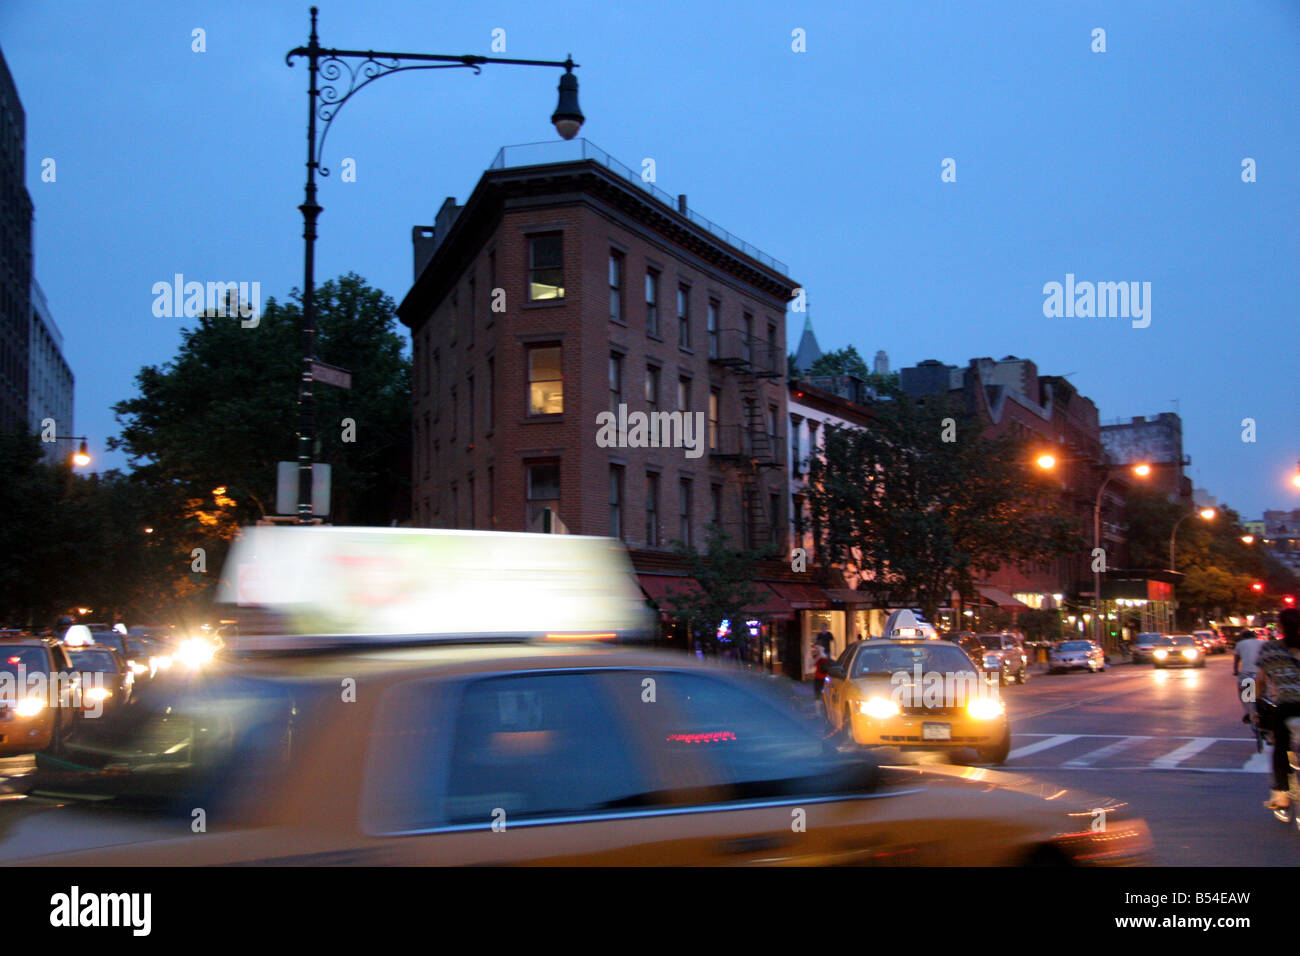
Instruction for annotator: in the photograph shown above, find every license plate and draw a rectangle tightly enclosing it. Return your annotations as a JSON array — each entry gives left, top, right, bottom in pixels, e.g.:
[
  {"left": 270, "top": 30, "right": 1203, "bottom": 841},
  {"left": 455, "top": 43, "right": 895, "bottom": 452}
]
[{"left": 922, "top": 723, "right": 951, "bottom": 741}]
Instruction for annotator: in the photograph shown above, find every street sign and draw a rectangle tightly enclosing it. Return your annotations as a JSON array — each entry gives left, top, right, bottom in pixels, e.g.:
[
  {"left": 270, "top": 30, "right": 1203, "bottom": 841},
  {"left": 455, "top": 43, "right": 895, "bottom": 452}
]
[{"left": 311, "top": 360, "right": 352, "bottom": 389}]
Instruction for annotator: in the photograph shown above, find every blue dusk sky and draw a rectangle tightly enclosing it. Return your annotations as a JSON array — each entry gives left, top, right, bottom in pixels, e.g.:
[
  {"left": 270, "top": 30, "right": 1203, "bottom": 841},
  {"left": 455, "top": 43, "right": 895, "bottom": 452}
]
[{"left": 2, "top": 0, "right": 1297, "bottom": 519}]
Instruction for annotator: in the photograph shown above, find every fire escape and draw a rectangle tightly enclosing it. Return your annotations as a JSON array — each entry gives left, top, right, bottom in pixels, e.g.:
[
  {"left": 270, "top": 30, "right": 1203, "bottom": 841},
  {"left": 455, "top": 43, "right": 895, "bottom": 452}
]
[{"left": 709, "top": 327, "right": 785, "bottom": 552}]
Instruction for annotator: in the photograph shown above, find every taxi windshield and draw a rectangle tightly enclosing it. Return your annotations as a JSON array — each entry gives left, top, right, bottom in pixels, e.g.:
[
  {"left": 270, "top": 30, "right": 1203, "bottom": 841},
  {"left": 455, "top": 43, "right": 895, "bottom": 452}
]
[
  {"left": 26, "top": 673, "right": 326, "bottom": 819},
  {"left": 69, "top": 649, "right": 118, "bottom": 672},
  {"left": 852, "top": 643, "right": 975, "bottom": 678},
  {"left": 1058, "top": 641, "right": 1092, "bottom": 652},
  {"left": 1171, "top": 636, "right": 1197, "bottom": 647}
]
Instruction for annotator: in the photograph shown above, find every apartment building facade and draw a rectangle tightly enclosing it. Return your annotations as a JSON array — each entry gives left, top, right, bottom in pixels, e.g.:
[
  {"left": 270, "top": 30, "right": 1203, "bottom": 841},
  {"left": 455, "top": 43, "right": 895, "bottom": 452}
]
[{"left": 398, "top": 142, "right": 798, "bottom": 650}]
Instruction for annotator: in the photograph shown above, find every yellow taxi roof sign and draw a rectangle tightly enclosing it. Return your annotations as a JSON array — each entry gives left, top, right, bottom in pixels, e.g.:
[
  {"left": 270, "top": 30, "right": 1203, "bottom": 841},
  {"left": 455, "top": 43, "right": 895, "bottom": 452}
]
[{"left": 216, "top": 525, "right": 654, "bottom": 641}]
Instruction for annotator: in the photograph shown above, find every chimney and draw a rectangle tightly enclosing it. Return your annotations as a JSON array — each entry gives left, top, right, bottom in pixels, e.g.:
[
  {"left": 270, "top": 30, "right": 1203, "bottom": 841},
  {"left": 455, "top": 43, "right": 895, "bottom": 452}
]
[
  {"left": 677, "top": 194, "right": 688, "bottom": 214},
  {"left": 412, "top": 226, "right": 437, "bottom": 280}
]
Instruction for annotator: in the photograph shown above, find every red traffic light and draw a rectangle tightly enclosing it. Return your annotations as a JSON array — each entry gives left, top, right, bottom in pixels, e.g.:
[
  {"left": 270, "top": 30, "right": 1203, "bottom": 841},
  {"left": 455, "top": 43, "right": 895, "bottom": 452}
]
[
  {"left": 1251, "top": 582, "right": 1265, "bottom": 593},
  {"left": 1286, "top": 595, "right": 1296, "bottom": 607}
]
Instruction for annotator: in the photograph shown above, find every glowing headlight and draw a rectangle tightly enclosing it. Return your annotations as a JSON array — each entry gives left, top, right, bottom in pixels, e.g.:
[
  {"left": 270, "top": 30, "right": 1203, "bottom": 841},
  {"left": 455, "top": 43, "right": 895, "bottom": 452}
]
[
  {"left": 1181, "top": 648, "right": 1197, "bottom": 659},
  {"left": 856, "top": 697, "right": 901, "bottom": 719},
  {"left": 128, "top": 662, "right": 148, "bottom": 675},
  {"left": 84, "top": 687, "right": 112, "bottom": 702},
  {"left": 14, "top": 697, "right": 45, "bottom": 717},
  {"left": 967, "top": 698, "right": 1005, "bottom": 720},
  {"left": 1153, "top": 649, "right": 1169, "bottom": 659},
  {"left": 176, "top": 639, "right": 216, "bottom": 670}
]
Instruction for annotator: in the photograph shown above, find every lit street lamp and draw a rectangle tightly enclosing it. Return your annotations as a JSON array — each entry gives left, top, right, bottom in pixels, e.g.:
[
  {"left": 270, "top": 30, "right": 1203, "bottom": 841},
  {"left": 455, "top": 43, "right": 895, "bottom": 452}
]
[
  {"left": 1170, "top": 507, "right": 1215, "bottom": 573},
  {"left": 46, "top": 435, "right": 92, "bottom": 468},
  {"left": 285, "top": 7, "right": 583, "bottom": 523},
  {"left": 1036, "top": 453, "right": 1152, "bottom": 647}
]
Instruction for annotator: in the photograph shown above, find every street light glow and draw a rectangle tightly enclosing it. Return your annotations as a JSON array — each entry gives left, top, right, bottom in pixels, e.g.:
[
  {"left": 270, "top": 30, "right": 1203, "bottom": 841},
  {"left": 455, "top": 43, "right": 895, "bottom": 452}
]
[
  {"left": 1133, "top": 463, "right": 1152, "bottom": 477},
  {"left": 1242, "top": 535, "right": 1255, "bottom": 544},
  {"left": 1036, "top": 453, "right": 1056, "bottom": 470},
  {"left": 1199, "top": 508, "right": 1216, "bottom": 520},
  {"left": 72, "top": 440, "right": 91, "bottom": 467}
]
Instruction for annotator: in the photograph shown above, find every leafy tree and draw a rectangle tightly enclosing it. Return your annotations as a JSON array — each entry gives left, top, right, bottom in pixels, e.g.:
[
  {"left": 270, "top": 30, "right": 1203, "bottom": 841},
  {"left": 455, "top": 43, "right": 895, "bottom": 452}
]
[
  {"left": 663, "top": 526, "right": 765, "bottom": 654},
  {"left": 804, "top": 389, "right": 1081, "bottom": 622},
  {"left": 111, "top": 272, "right": 410, "bottom": 530},
  {"left": 807, "top": 345, "right": 869, "bottom": 379}
]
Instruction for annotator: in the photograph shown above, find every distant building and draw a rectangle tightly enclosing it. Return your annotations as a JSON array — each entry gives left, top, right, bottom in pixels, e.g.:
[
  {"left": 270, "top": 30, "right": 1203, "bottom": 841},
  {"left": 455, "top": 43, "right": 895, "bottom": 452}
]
[
  {"left": 873, "top": 349, "right": 889, "bottom": 377},
  {"left": 1100, "top": 413, "right": 1192, "bottom": 504},
  {"left": 27, "top": 280, "right": 73, "bottom": 462},
  {"left": 897, "top": 355, "right": 1175, "bottom": 639},
  {"left": 1193, "top": 487, "right": 1218, "bottom": 510},
  {"left": 791, "top": 316, "right": 822, "bottom": 375},
  {"left": 1261, "top": 509, "right": 1300, "bottom": 575},
  {"left": 0, "top": 46, "right": 33, "bottom": 433}
]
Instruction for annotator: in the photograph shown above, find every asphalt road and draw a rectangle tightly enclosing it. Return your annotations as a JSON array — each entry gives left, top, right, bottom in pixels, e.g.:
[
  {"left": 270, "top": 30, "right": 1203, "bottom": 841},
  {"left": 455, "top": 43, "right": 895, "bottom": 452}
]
[{"left": 999, "top": 653, "right": 1295, "bottom": 865}]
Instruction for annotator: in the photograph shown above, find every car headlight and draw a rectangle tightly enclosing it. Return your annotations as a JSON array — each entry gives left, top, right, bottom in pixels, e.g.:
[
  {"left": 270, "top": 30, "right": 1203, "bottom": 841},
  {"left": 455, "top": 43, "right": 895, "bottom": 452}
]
[
  {"left": 967, "top": 698, "right": 1005, "bottom": 720},
  {"left": 128, "top": 662, "right": 148, "bottom": 675},
  {"left": 14, "top": 697, "right": 45, "bottom": 717},
  {"left": 856, "top": 697, "right": 901, "bottom": 719},
  {"left": 84, "top": 687, "right": 112, "bottom": 702},
  {"left": 1153, "top": 649, "right": 1168, "bottom": 659},
  {"left": 1181, "top": 648, "right": 1197, "bottom": 659}
]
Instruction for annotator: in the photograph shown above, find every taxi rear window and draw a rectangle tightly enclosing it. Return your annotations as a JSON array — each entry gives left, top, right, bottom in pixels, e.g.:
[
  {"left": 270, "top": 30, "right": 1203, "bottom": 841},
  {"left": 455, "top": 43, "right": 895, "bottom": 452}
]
[{"left": 1, "top": 647, "right": 48, "bottom": 674}]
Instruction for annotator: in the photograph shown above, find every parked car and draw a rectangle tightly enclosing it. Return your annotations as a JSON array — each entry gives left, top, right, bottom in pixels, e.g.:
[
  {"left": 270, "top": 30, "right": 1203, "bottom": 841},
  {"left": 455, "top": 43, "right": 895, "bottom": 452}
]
[
  {"left": 957, "top": 633, "right": 1028, "bottom": 685},
  {"left": 1048, "top": 640, "right": 1106, "bottom": 673},
  {"left": 1191, "top": 630, "right": 1222, "bottom": 655},
  {"left": 1131, "top": 633, "right": 1171, "bottom": 664}
]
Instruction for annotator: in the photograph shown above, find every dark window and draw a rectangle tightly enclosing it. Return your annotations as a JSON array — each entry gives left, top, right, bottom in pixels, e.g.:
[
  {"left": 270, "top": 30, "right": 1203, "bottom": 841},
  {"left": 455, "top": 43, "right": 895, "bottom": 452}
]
[
  {"left": 677, "top": 377, "right": 690, "bottom": 413},
  {"left": 645, "top": 365, "right": 659, "bottom": 413},
  {"left": 450, "top": 386, "right": 458, "bottom": 443},
  {"left": 769, "top": 492, "right": 780, "bottom": 547},
  {"left": 467, "top": 375, "right": 475, "bottom": 441},
  {"left": 609, "top": 353, "right": 623, "bottom": 414},
  {"left": 742, "top": 312, "right": 753, "bottom": 364},
  {"left": 609, "top": 251, "right": 624, "bottom": 321},
  {"left": 486, "top": 358, "right": 495, "bottom": 431},
  {"left": 709, "top": 389, "right": 720, "bottom": 450},
  {"left": 707, "top": 300, "right": 719, "bottom": 359},
  {"left": 528, "top": 234, "right": 564, "bottom": 301},
  {"left": 466, "top": 277, "right": 475, "bottom": 347},
  {"left": 677, "top": 285, "right": 691, "bottom": 349},
  {"left": 526, "top": 462, "right": 560, "bottom": 529},
  {"left": 711, "top": 483, "right": 722, "bottom": 525},
  {"left": 679, "top": 478, "right": 693, "bottom": 548},
  {"left": 645, "top": 270, "right": 660, "bottom": 337},
  {"left": 610, "top": 465, "right": 624, "bottom": 539},
  {"left": 646, "top": 471, "right": 660, "bottom": 547}
]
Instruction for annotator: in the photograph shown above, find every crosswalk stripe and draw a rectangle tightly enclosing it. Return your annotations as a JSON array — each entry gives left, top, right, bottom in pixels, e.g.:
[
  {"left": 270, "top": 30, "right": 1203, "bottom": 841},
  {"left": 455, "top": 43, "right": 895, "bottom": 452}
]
[
  {"left": 1062, "top": 736, "right": 1151, "bottom": 767},
  {"left": 1241, "top": 750, "right": 1272, "bottom": 774},
  {"left": 1150, "top": 737, "right": 1217, "bottom": 769},
  {"left": 1008, "top": 734, "right": 1080, "bottom": 760}
]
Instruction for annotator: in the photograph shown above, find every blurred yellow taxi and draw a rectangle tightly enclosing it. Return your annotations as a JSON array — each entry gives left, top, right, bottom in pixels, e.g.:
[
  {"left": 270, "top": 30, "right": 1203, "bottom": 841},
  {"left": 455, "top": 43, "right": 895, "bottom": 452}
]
[
  {"left": 823, "top": 616, "right": 1010, "bottom": 764},
  {"left": 0, "top": 528, "right": 1148, "bottom": 866}
]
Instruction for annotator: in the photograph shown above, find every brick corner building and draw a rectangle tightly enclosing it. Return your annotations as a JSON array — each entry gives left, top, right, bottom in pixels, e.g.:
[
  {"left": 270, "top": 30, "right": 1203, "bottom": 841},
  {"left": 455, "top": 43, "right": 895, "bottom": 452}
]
[{"left": 398, "top": 140, "right": 800, "bottom": 659}]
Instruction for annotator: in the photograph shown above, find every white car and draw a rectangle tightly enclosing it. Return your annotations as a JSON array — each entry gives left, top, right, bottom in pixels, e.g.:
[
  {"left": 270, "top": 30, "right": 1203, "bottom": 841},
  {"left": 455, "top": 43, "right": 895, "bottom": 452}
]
[{"left": 1048, "top": 639, "right": 1106, "bottom": 673}]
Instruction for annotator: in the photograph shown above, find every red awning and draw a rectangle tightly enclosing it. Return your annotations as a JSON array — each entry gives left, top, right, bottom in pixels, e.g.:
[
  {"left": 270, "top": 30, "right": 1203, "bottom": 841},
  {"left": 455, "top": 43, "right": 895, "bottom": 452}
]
[
  {"left": 739, "top": 584, "right": 794, "bottom": 621},
  {"left": 765, "top": 582, "right": 832, "bottom": 608},
  {"left": 638, "top": 574, "right": 703, "bottom": 605},
  {"left": 976, "top": 586, "right": 1030, "bottom": 611}
]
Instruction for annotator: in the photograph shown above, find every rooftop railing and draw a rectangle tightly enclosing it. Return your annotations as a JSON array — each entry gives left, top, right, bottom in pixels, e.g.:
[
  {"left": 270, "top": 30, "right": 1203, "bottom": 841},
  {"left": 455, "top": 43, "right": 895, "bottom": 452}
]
[{"left": 489, "top": 139, "right": 789, "bottom": 275}]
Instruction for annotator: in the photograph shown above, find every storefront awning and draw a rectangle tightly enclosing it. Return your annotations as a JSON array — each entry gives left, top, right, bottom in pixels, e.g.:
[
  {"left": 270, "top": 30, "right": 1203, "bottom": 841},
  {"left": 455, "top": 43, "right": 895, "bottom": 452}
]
[
  {"left": 976, "top": 586, "right": 1030, "bottom": 611},
  {"left": 740, "top": 584, "right": 795, "bottom": 621},
  {"left": 765, "top": 581, "right": 832, "bottom": 608},
  {"left": 823, "top": 588, "right": 875, "bottom": 605},
  {"left": 637, "top": 574, "right": 703, "bottom": 605}
]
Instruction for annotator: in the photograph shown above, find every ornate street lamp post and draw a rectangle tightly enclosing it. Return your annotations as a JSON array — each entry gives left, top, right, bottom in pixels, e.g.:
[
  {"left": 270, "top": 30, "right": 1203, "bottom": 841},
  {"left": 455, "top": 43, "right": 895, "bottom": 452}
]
[{"left": 286, "top": 7, "right": 582, "bottom": 522}]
